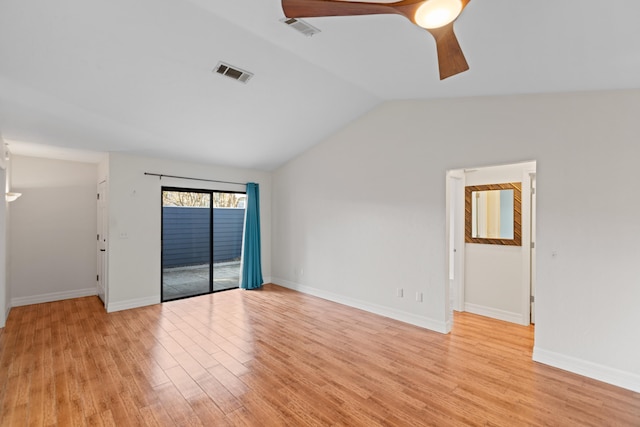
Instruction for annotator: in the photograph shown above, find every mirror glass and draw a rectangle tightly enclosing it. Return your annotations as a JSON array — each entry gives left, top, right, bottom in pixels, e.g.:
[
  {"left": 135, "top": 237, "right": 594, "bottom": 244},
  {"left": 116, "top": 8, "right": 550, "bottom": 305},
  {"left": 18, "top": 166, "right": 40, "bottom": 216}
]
[
  {"left": 471, "top": 189, "right": 514, "bottom": 239},
  {"left": 465, "top": 182, "right": 521, "bottom": 246}
]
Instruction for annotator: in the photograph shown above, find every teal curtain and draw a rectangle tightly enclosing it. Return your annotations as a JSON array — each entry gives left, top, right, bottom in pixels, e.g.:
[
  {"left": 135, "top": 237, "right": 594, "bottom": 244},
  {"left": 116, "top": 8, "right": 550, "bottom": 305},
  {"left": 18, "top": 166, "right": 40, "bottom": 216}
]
[{"left": 241, "top": 183, "right": 264, "bottom": 290}]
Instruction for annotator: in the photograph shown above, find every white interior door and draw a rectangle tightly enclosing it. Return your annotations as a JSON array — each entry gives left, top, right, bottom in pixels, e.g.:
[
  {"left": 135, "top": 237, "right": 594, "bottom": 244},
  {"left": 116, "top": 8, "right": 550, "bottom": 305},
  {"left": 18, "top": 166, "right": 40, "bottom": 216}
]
[{"left": 97, "top": 181, "right": 107, "bottom": 306}]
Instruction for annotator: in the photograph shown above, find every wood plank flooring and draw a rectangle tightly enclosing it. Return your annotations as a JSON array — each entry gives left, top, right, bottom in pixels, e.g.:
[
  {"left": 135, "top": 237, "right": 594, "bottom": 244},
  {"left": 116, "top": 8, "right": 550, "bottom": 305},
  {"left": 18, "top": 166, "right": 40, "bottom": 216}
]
[{"left": 1, "top": 284, "right": 639, "bottom": 426}]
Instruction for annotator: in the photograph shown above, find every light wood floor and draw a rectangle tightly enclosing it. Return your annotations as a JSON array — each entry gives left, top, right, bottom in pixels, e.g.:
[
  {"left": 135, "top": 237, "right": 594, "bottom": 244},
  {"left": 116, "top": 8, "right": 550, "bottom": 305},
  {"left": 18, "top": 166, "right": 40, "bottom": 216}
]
[{"left": 1, "top": 284, "right": 638, "bottom": 426}]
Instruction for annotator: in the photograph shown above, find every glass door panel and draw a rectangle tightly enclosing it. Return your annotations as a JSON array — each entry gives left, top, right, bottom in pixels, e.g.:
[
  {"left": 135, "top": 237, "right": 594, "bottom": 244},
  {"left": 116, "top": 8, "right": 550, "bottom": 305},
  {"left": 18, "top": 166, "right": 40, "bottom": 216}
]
[
  {"left": 212, "top": 192, "right": 245, "bottom": 291},
  {"left": 162, "top": 190, "right": 211, "bottom": 301}
]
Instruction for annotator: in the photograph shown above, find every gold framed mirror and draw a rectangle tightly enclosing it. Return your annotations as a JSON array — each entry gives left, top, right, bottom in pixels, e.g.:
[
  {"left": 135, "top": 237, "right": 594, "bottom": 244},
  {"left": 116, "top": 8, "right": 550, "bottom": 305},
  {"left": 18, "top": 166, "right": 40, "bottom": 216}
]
[{"left": 465, "top": 182, "right": 522, "bottom": 246}]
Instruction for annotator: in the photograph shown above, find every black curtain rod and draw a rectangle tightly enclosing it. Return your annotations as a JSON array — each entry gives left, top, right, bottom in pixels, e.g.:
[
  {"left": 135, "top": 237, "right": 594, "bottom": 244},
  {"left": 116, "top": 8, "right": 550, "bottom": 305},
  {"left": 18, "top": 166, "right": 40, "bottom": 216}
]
[{"left": 144, "top": 172, "right": 247, "bottom": 186}]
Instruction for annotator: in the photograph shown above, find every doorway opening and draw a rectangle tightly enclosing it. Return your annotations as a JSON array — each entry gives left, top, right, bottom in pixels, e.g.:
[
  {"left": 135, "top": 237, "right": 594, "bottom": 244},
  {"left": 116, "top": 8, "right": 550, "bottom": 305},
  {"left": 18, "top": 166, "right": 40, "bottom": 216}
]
[
  {"left": 161, "top": 187, "right": 246, "bottom": 302},
  {"left": 446, "top": 161, "right": 537, "bottom": 330}
]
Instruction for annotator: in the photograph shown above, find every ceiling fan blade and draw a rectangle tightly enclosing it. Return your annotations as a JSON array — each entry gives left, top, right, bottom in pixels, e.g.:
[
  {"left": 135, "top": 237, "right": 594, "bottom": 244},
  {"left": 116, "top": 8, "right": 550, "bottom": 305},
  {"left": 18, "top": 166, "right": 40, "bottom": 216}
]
[
  {"left": 282, "top": 0, "right": 473, "bottom": 80},
  {"left": 427, "top": 23, "right": 469, "bottom": 80},
  {"left": 282, "top": 0, "right": 421, "bottom": 20}
]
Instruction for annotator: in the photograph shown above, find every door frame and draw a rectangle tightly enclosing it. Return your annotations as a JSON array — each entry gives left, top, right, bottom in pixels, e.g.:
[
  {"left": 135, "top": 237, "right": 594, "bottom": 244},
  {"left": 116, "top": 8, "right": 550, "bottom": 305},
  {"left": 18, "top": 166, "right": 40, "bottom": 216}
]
[
  {"left": 97, "top": 180, "right": 108, "bottom": 307},
  {"left": 529, "top": 172, "right": 537, "bottom": 324},
  {"left": 445, "top": 169, "right": 466, "bottom": 331},
  {"left": 161, "top": 186, "right": 246, "bottom": 302},
  {"left": 446, "top": 163, "right": 536, "bottom": 329},
  {"left": 451, "top": 170, "right": 466, "bottom": 312},
  {"left": 519, "top": 168, "right": 536, "bottom": 326}
]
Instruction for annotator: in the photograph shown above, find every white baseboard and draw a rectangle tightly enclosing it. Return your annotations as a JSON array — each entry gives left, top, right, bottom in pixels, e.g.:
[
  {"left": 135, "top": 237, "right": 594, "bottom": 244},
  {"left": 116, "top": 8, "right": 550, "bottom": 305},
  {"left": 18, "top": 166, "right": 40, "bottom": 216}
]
[
  {"left": 107, "top": 296, "right": 160, "bottom": 313},
  {"left": 272, "top": 278, "right": 448, "bottom": 334},
  {"left": 464, "top": 302, "right": 526, "bottom": 325},
  {"left": 1, "top": 303, "right": 10, "bottom": 328},
  {"left": 11, "top": 287, "right": 98, "bottom": 307},
  {"left": 533, "top": 347, "right": 640, "bottom": 393}
]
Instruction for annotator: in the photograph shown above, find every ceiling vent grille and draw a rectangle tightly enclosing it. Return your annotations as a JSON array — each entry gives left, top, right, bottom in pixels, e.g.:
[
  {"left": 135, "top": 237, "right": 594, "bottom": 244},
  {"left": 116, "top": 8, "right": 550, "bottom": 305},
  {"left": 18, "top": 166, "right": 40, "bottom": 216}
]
[
  {"left": 213, "top": 62, "right": 253, "bottom": 83},
  {"left": 281, "top": 17, "right": 321, "bottom": 37}
]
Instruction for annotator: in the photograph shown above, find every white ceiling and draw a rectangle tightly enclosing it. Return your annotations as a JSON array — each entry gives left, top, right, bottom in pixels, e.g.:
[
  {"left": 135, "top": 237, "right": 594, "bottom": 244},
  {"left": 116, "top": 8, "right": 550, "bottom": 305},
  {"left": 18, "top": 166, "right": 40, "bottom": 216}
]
[{"left": 1, "top": 0, "right": 640, "bottom": 170}]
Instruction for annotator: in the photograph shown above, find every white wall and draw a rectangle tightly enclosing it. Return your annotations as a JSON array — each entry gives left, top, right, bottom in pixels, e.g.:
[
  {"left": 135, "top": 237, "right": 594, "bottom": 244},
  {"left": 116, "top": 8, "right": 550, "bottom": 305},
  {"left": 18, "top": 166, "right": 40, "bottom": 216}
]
[
  {"left": 106, "top": 152, "right": 271, "bottom": 312},
  {"left": 9, "top": 155, "right": 98, "bottom": 305},
  {"left": 0, "top": 167, "right": 7, "bottom": 328},
  {"left": 272, "top": 90, "right": 640, "bottom": 391},
  {"left": 0, "top": 137, "right": 9, "bottom": 327},
  {"left": 464, "top": 162, "right": 535, "bottom": 324}
]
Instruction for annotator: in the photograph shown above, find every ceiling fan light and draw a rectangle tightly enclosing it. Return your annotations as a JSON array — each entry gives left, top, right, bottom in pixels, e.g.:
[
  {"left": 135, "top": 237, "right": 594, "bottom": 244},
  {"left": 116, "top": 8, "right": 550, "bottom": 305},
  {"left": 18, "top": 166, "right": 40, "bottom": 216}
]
[
  {"left": 415, "top": 0, "right": 463, "bottom": 29},
  {"left": 6, "top": 192, "right": 21, "bottom": 202}
]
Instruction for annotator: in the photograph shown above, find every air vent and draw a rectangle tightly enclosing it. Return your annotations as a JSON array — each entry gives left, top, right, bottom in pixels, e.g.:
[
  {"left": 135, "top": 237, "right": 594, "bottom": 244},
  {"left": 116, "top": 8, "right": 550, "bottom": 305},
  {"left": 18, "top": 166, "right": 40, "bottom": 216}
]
[
  {"left": 281, "top": 17, "right": 321, "bottom": 37},
  {"left": 214, "top": 62, "right": 253, "bottom": 84}
]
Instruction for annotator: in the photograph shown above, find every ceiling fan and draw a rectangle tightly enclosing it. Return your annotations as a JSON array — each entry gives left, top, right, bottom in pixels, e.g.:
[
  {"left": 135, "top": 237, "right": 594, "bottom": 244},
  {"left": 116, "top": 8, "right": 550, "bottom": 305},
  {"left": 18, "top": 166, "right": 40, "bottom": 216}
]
[{"left": 281, "top": 0, "right": 471, "bottom": 80}]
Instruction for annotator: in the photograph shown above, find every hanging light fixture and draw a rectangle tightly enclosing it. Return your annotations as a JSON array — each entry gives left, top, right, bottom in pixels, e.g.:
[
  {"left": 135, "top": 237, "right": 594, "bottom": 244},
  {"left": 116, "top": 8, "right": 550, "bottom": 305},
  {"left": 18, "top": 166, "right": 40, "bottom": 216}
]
[{"left": 6, "top": 192, "right": 21, "bottom": 202}]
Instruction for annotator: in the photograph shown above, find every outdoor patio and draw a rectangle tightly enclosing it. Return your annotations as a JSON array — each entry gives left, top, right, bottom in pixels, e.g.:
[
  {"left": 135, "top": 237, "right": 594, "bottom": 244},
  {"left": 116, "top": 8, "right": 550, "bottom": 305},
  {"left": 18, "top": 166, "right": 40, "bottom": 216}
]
[{"left": 162, "top": 261, "right": 240, "bottom": 300}]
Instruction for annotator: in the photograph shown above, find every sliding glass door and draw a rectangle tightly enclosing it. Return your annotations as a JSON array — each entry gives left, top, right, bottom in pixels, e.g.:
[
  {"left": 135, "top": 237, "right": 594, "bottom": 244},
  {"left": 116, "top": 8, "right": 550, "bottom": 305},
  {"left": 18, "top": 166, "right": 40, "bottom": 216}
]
[{"left": 161, "top": 188, "right": 245, "bottom": 302}]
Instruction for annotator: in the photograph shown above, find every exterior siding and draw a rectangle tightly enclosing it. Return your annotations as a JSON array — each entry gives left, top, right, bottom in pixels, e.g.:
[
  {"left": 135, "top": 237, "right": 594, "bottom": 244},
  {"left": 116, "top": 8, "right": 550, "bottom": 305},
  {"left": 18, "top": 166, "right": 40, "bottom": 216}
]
[
  {"left": 162, "top": 207, "right": 245, "bottom": 268},
  {"left": 213, "top": 208, "right": 245, "bottom": 264}
]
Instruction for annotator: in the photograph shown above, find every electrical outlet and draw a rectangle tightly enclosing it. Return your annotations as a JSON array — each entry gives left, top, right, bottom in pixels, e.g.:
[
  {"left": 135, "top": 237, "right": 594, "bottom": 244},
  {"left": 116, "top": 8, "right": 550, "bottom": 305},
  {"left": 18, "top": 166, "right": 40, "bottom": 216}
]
[
  {"left": 416, "top": 292, "right": 423, "bottom": 302},
  {"left": 397, "top": 288, "right": 403, "bottom": 298}
]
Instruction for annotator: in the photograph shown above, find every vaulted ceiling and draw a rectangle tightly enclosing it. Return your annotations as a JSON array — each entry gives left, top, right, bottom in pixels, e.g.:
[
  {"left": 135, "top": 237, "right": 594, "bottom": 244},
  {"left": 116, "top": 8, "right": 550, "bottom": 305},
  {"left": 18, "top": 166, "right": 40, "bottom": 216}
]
[{"left": 1, "top": 0, "right": 640, "bottom": 169}]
